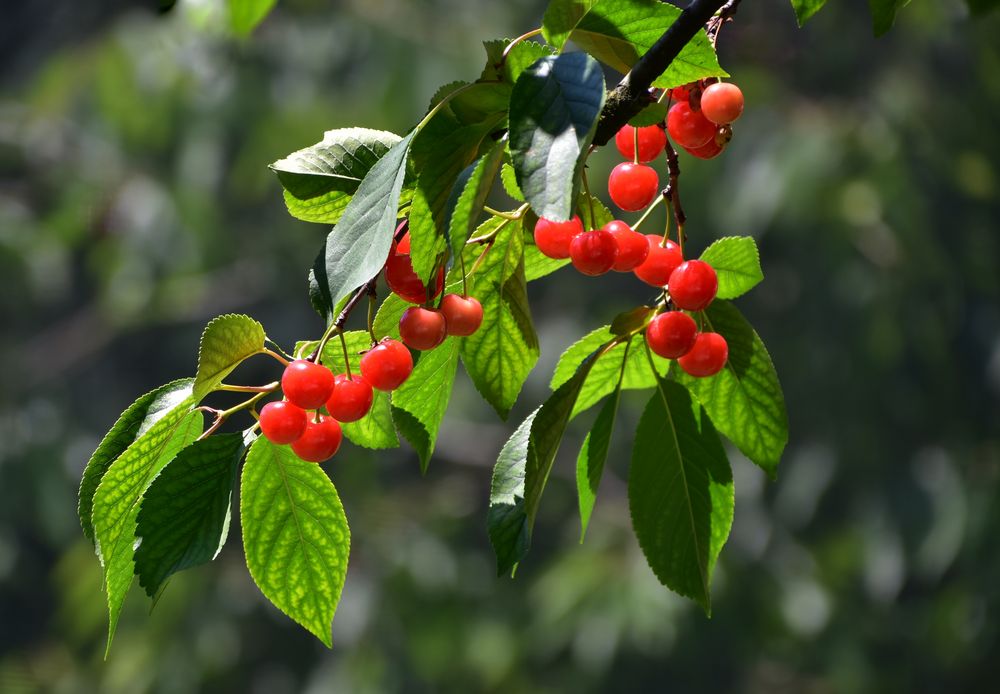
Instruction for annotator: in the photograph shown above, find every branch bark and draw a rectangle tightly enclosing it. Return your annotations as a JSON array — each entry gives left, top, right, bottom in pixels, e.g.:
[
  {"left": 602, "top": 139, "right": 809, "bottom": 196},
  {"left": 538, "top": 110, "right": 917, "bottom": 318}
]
[{"left": 592, "top": 0, "right": 730, "bottom": 146}]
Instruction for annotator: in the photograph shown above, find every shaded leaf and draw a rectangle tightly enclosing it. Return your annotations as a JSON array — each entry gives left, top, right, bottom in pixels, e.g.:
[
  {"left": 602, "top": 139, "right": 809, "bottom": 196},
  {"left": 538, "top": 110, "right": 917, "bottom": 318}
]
[
  {"left": 576, "top": 379, "right": 622, "bottom": 542},
  {"left": 790, "top": 0, "right": 829, "bottom": 25},
  {"left": 446, "top": 140, "right": 506, "bottom": 258},
  {"left": 868, "top": 0, "right": 912, "bottom": 36},
  {"left": 629, "top": 103, "right": 669, "bottom": 127}
]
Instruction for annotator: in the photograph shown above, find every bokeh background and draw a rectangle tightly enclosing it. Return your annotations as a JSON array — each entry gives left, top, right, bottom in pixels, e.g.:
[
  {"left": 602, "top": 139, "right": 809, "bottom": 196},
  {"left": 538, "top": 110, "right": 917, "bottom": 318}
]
[{"left": 2, "top": 0, "right": 999, "bottom": 691}]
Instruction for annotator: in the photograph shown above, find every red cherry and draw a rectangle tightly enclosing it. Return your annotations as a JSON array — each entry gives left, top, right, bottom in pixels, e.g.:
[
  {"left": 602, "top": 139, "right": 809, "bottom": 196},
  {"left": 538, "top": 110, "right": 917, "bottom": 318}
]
[
  {"left": 396, "top": 231, "right": 412, "bottom": 254},
  {"left": 291, "top": 414, "right": 342, "bottom": 463},
  {"left": 633, "top": 234, "right": 683, "bottom": 287},
  {"left": 614, "top": 125, "right": 667, "bottom": 163},
  {"left": 281, "top": 359, "right": 336, "bottom": 410},
  {"left": 259, "top": 401, "right": 308, "bottom": 445},
  {"left": 671, "top": 85, "right": 691, "bottom": 103},
  {"left": 359, "top": 338, "right": 413, "bottom": 391},
  {"left": 398, "top": 307, "right": 447, "bottom": 351},
  {"left": 677, "top": 332, "right": 728, "bottom": 378},
  {"left": 700, "top": 82, "right": 744, "bottom": 125},
  {"left": 569, "top": 229, "right": 618, "bottom": 276},
  {"left": 440, "top": 294, "right": 484, "bottom": 337},
  {"left": 604, "top": 220, "right": 649, "bottom": 272},
  {"left": 608, "top": 162, "right": 659, "bottom": 212},
  {"left": 666, "top": 101, "right": 716, "bottom": 149},
  {"left": 683, "top": 138, "right": 724, "bottom": 160},
  {"left": 385, "top": 239, "right": 444, "bottom": 304},
  {"left": 533, "top": 216, "right": 584, "bottom": 259},
  {"left": 326, "top": 374, "right": 373, "bottom": 423},
  {"left": 668, "top": 260, "right": 718, "bottom": 311},
  {"left": 645, "top": 312, "right": 698, "bottom": 359}
]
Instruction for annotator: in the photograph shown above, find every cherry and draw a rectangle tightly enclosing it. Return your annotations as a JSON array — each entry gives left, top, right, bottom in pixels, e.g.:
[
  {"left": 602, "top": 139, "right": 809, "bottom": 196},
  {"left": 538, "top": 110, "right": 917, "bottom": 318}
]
[
  {"left": 633, "top": 235, "right": 683, "bottom": 287},
  {"left": 259, "top": 401, "right": 308, "bottom": 445},
  {"left": 608, "top": 162, "right": 659, "bottom": 212},
  {"left": 291, "top": 414, "right": 343, "bottom": 463},
  {"left": 533, "top": 216, "right": 584, "bottom": 259},
  {"left": 359, "top": 338, "right": 413, "bottom": 391},
  {"left": 700, "top": 82, "right": 744, "bottom": 125},
  {"left": 614, "top": 125, "right": 667, "bottom": 163},
  {"left": 398, "top": 306, "right": 447, "bottom": 351},
  {"left": 666, "top": 101, "right": 716, "bottom": 149},
  {"left": 569, "top": 229, "right": 618, "bottom": 276},
  {"left": 440, "top": 294, "right": 484, "bottom": 337},
  {"left": 385, "top": 236, "right": 444, "bottom": 304},
  {"left": 683, "top": 139, "right": 723, "bottom": 160},
  {"left": 677, "top": 332, "right": 728, "bottom": 378},
  {"left": 646, "top": 311, "right": 698, "bottom": 359},
  {"left": 668, "top": 260, "right": 718, "bottom": 311},
  {"left": 604, "top": 220, "right": 649, "bottom": 272},
  {"left": 326, "top": 374, "right": 373, "bottom": 423},
  {"left": 671, "top": 85, "right": 691, "bottom": 103},
  {"left": 281, "top": 359, "right": 336, "bottom": 410}
]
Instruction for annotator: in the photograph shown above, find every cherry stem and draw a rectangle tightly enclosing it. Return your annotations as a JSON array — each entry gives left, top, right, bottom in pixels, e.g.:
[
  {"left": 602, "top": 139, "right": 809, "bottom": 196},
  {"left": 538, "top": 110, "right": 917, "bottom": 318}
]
[
  {"left": 198, "top": 390, "right": 270, "bottom": 441},
  {"left": 632, "top": 126, "right": 640, "bottom": 165},
  {"left": 467, "top": 204, "right": 527, "bottom": 244},
  {"left": 338, "top": 330, "right": 353, "bottom": 379},
  {"left": 497, "top": 27, "right": 542, "bottom": 69},
  {"left": 484, "top": 206, "right": 522, "bottom": 220},
  {"left": 262, "top": 348, "right": 290, "bottom": 366},
  {"left": 219, "top": 382, "right": 280, "bottom": 394},
  {"left": 366, "top": 287, "right": 378, "bottom": 345},
  {"left": 459, "top": 242, "right": 469, "bottom": 296},
  {"left": 633, "top": 191, "right": 666, "bottom": 232},
  {"left": 580, "top": 161, "right": 597, "bottom": 228}
]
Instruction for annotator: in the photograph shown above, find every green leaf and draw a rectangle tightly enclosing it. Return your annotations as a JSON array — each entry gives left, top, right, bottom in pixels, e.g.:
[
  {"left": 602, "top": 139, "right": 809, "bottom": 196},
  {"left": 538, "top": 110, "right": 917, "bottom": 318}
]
[
  {"left": 628, "top": 103, "right": 669, "bottom": 127},
  {"left": 868, "top": 0, "right": 912, "bottom": 36},
  {"left": 134, "top": 432, "right": 247, "bottom": 598},
  {"left": 193, "top": 314, "right": 266, "bottom": 400},
  {"left": 541, "top": 0, "right": 599, "bottom": 50},
  {"left": 629, "top": 376, "right": 734, "bottom": 614},
  {"left": 610, "top": 305, "right": 655, "bottom": 336},
  {"left": 699, "top": 236, "right": 764, "bottom": 300},
  {"left": 241, "top": 438, "right": 350, "bottom": 648},
  {"left": 318, "top": 331, "right": 399, "bottom": 449},
  {"left": 524, "top": 243, "right": 570, "bottom": 281},
  {"left": 446, "top": 140, "right": 505, "bottom": 258},
  {"left": 482, "top": 39, "right": 559, "bottom": 85},
  {"left": 576, "top": 379, "right": 622, "bottom": 542},
  {"left": 79, "top": 378, "right": 194, "bottom": 544},
  {"left": 228, "top": 0, "right": 277, "bottom": 34},
  {"left": 509, "top": 52, "right": 606, "bottom": 221},
  {"left": 92, "top": 406, "right": 202, "bottom": 650},
  {"left": 372, "top": 293, "right": 410, "bottom": 341},
  {"left": 576, "top": 191, "right": 614, "bottom": 230},
  {"left": 675, "top": 301, "right": 788, "bottom": 477},
  {"left": 391, "top": 338, "right": 461, "bottom": 472},
  {"left": 323, "top": 130, "right": 414, "bottom": 306},
  {"left": 966, "top": 0, "right": 1000, "bottom": 16},
  {"left": 271, "top": 128, "right": 403, "bottom": 225},
  {"left": 500, "top": 162, "right": 525, "bottom": 202},
  {"left": 790, "top": 0, "right": 829, "bottom": 25}
]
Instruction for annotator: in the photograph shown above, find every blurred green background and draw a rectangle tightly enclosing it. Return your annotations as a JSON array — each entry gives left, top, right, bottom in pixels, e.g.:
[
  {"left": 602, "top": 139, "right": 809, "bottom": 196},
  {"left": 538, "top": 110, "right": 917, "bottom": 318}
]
[{"left": 2, "top": 0, "right": 999, "bottom": 691}]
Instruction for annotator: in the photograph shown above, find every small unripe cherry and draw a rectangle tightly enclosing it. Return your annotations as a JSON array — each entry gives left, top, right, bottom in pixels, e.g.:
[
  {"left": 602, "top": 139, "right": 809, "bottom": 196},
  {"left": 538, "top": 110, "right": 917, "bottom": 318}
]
[
  {"left": 399, "top": 306, "right": 447, "bottom": 351},
  {"left": 291, "top": 414, "right": 343, "bottom": 463},
  {"left": 325, "top": 374, "right": 373, "bottom": 423},
  {"left": 666, "top": 101, "right": 717, "bottom": 149},
  {"left": 259, "top": 401, "right": 308, "bottom": 445},
  {"left": 604, "top": 220, "right": 650, "bottom": 272},
  {"left": 281, "top": 359, "right": 336, "bottom": 410},
  {"left": 646, "top": 312, "right": 698, "bottom": 359},
  {"left": 683, "top": 139, "right": 724, "bottom": 160},
  {"left": 440, "top": 294, "right": 484, "bottom": 337},
  {"left": 633, "top": 234, "right": 684, "bottom": 287},
  {"left": 359, "top": 338, "right": 413, "bottom": 391},
  {"left": 385, "top": 238, "right": 444, "bottom": 304},
  {"left": 533, "top": 216, "right": 584, "bottom": 259},
  {"left": 608, "top": 162, "right": 659, "bottom": 212},
  {"left": 700, "top": 82, "right": 744, "bottom": 125},
  {"left": 677, "top": 332, "right": 729, "bottom": 378},
  {"left": 668, "top": 260, "right": 718, "bottom": 311},
  {"left": 614, "top": 125, "right": 667, "bottom": 163}
]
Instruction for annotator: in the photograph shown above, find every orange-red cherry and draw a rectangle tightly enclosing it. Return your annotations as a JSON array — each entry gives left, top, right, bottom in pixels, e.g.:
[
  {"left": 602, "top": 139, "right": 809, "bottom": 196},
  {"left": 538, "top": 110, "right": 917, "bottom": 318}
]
[
  {"left": 666, "top": 101, "right": 716, "bottom": 149},
  {"left": 569, "top": 229, "right": 618, "bottom": 276},
  {"left": 533, "top": 216, "right": 584, "bottom": 259},
  {"left": 399, "top": 307, "right": 446, "bottom": 351},
  {"left": 385, "top": 236, "right": 444, "bottom": 304},
  {"left": 440, "top": 294, "right": 484, "bottom": 337},
  {"left": 291, "top": 415, "right": 342, "bottom": 462},
  {"left": 668, "top": 260, "right": 718, "bottom": 311},
  {"left": 359, "top": 338, "right": 413, "bottom": 391},
  {"left": 633, "top": 235, "right": 683, "bottom": 287},
  {"left": 683, "top": 138, "right": 724, "bottom": 160},
  {"left": 259, "top": 401, "right": 308, "bottom": 445},
  {"left": 646, "top": 312, "right": 698, "bottom": 359},
  {"left": 677, "top": 332, "right": 728, "bottom": 377},
  {"left": 326, "top": 374, "right": 373, "bottom": 423},
  {"left": 608, "top": 163, "right": 659, "bottom": 212},
  {"left": 700, "top": 82, "right": 744, "bottom": 125},
  {"left": 281, "top": 359, "right": 336, "bottom": 410},
  {"left": 614, "top": 125, "right": 667, "bottom": 163},
  {"left": 604, "top": 220, "right": 649, "bottom": 272}
]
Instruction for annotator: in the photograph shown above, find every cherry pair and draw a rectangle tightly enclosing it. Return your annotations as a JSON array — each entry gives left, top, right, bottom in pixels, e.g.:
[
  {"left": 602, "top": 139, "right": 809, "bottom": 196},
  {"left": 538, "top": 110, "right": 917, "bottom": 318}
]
[
  {"left": 667, "top": 81, "right": 743, "bottom": 159},
  {"left": 608, "top": 124, "right": 665, "bottom": 212},
  {"left": 398, "top": 294, "right": 484, "bottom": 351},
  {"left": 645, "top": 312, "right": 729, "bottom": 378},
  {"left": 534, "top": 216, "right": 651, "bottom": 276}
]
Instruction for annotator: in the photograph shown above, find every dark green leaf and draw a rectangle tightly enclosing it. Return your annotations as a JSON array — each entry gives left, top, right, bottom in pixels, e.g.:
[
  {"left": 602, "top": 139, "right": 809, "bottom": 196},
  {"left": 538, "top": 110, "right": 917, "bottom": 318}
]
[
  {"left": 446, "top": 140, "right": 505, "bottom": 258},
  {"left": 868, "top": 0, "right": 912, "bottom": 36},
  {"left": 610, "top": 305, "right": 655, "bottom": 336},
  {"left": 576, "top": 380, "right": 621, "bottom": 542},
  {"left": 699, "top": 236, "right": 764, "bottom": 300},
  {"left": 193, "top": 314, "right": 266, "bottom": 400},
  {"left": 629, "top": 103, "right": 669, "bottom": 127},
  {"left": 790, "top": 0, "right": 829, "bottom": 25},
  {"left": 966, "top": 0, "right": 1000, "bottom": 16},
  {"left": 629, "top": 376, "right": 734, "bottom": 614},
  {"left": 228, "top": 0, "right": 277, "bottom": 34},
  {"left": 542, "top": 0, "right": 600, "bottom": 50}
]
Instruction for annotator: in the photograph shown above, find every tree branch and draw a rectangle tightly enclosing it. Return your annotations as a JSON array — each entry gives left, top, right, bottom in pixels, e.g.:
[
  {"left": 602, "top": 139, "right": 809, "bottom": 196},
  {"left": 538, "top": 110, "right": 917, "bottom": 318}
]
[{"left": 593, "top": 0, "right": 730, "bottom": 146}]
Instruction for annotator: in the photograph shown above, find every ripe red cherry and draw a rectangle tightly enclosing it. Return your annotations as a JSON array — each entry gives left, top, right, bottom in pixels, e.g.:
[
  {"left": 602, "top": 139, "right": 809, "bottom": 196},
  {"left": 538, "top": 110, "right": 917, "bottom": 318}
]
[
  {"left": 291, "top": 415, "right": 343, "bottom": 463},
  {"left": 633, "top": 235, "right": 683, "bottom": 286},
  {"left": 569, "top": 229, "right": 618, "bottom": 276},
  {"left": 533, "top": 216, "right": 584, "bottom": 259},
  {"left": 259, "top": 401, "right": 308, "bottom": 445},
  {"left": 671, "top": 85, "right": 691, "bottom": 103},
  {"left": 683, "top": 139, "right": 723, "bottom": 160},
  {"left": 614, "top": 125, "right": 667, "bottom": 163},
  {"left": 645, "top": 312, "right": 698, "bottom": 359},
  {"left": 666, "top": 101, "right": 716, "bottom": 149},
  {"left": 604, "top": 220, "right": 649, "bottom": 272},
  {"left": 678, "top": 332, "right": 729, "bottom": 378},
  {"left": 281, "top": 359, "right": 336, "bottom": 410},
  {"left": 440, "top": 294, "right": 484, "bottom": 337},
  {"left": 700, "top": 82, "right": 744, "bottom": 125},
  {"left": 398, "top": 306, "right": 447, "bottom": 351},
  {"left": 325, "top": 374, "right": 373, "bottom": 423},
  {"left": 359, "top": 338, "right": 413, "bottom": 391},
  {"left": 385, "top": 237, "right": 444, "bottom": 304},
  {"left": 608, "top": 162, "right": 659, "bottom": 212},
  {"left": 668, "top": 260, "right": 718, "bottom": 311}
]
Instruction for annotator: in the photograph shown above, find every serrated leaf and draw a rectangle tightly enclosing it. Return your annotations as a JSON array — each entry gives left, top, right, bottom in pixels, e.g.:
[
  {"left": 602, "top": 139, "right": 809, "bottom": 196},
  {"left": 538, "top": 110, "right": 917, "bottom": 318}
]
[
  {"left": 576, "top": 377, "right": 622, "bottom": 542},
  {"left": 629, "top": 376, "right": 734, "bottom": 614},
  {"left": 675, "top": 301, "right": 788, "bottom": 477},
  {"left": 391, "top": 338, "right": 461, "bottom": 471},
  {"left": 542, "top": 0, "right": 600, "bottom": 50},
  {"left": 483, "top": 38, "right": 559, "bottom": 84},
  {"left": 193, "top": 314, "right": 266, "bottom": 400},
  {"left": 241, "top": 437, "right": 350, "bottom": 648},
  {"left": 372, "top": 293, "right": 410, "bottom": 341},
  {"left": 524, "top": 243, "right": 571, "bottom": 281},
  {"left": 134, "top": 432, "right": 246, "bottom": 598},
  {"left": 629, "top": 103, "right": 669, "bottom": 127},
  {"left": 272, "top": 128, "right": 402, "bottom": 225},
  {"left": 323, "top": 130, "right": 414, "bottom": 307},
  {"left": 228, "top": 0, "right": 277, "bottom": 34},
  {"left": 509, "top": 52, "right": 606, "bottom": 221},
  {"left": 500, "top": 162, "right": 525, "bottom": 202},
  {"left": 79, "top": 378, "right": 194, "bottom": 544},
  {"left": 699, "top": 236, "right": 764, "bottom": 300},
  {"left": 790, "top": 0, "right": 828, "bottom": 25},
  {"left": 576, "top": 191, "right": 614, "bottom": 230},
  {"left": 92, "top": 406, "right": 202, "bottom": 650},
  {"left": 446, "top": 140, "right": 505, "bottom": 258},
  {"left": 868, "top": 0, "right": 912, "bottom": 36}
]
